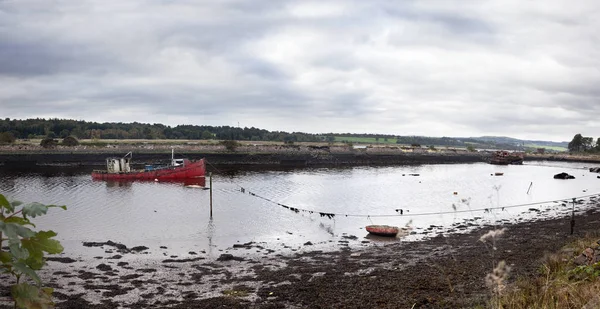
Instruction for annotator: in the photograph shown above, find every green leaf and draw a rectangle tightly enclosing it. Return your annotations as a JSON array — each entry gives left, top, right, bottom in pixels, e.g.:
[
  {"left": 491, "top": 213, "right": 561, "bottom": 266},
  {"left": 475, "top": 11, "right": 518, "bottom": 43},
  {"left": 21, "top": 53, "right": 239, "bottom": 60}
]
[
  {"left": 21, "top": 203, "right": 49, "bottom": 218},
  {"left": 0, "top": 194, "right": 13, "bottom": 212},
  {"left": 11, "top": 283, "right": 54, "bottom": 309},
  {"left": 22, "top": 231, "right": 63, "bottom": 270},
  {"left": 9, "top": 243, "right": 29, "bottom": 260},
  {"left": 11, "top": 200, "right": 23, "bottom": 207},
  {"left": 47, "top": 205, "right": 67, "bottom": 211},
  {"left": 0, "top": 222, "right": 36, "bottom": 242},
  {"left": 13, "top": 261, "right": 41, "bottom": 284},
  {"left": 4, "top": 216, "right": 35, "bottom": 227},
  {"left": 0, "top": 251, "right": 12, "bottom": 263}
]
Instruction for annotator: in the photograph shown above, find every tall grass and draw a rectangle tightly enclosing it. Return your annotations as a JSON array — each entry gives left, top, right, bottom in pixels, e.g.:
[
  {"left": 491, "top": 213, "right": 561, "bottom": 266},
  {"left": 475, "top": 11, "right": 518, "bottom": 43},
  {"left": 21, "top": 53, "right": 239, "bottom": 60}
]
[{"left": 491, "top": 233, "right": 600, "bottom": 308}]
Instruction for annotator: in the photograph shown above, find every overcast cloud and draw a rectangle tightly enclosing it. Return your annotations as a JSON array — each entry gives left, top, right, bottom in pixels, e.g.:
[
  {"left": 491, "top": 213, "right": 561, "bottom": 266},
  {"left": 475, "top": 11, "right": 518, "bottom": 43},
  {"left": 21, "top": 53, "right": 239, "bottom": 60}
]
[{"left": 1, "top": 0, "right": 599, "bottom": 141}]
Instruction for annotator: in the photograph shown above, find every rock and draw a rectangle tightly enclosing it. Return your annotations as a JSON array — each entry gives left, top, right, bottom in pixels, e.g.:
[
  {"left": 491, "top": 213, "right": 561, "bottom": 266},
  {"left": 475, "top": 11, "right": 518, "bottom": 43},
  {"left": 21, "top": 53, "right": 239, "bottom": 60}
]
[
  {"left": 217, "top": 254, "right": 244, "bottom": 262},
  {"left": 130, "top": 246, "right": 149, "bottom": 252},
  {"left": 304, "top": 241, "right": 313, "bottom": 246},
  {"left": 46, "top": 257, "right": 77, "bottom": 263},
  {"left": 573, "top": 247, "right": 600, "bottom": 265},
  {"left": 96, "top": 264, "right": 113, "bottom": 272},
  {"left": 554, "top": 172, "right": 575, "bottom": 179}
]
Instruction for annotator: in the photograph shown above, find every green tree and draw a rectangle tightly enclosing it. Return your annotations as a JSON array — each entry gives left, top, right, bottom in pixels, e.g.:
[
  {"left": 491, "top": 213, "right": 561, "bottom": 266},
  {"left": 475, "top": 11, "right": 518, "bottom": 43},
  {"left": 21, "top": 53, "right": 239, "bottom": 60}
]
[
  {"left": 568, "top": 134, "right": 584, "bottom": 152},
  {"left": 201, "top": 130, "right": 213, "bottom": 140},
  {"left": 582, "top": 137, "right": 594, "bottom": 151}
]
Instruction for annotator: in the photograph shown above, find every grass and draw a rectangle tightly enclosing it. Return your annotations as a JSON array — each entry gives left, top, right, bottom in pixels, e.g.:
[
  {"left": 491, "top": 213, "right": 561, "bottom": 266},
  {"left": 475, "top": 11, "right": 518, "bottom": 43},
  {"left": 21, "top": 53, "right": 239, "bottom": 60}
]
[
  {"left": 524, "top": 144, "right": 567, "bottom": 152},
  {"left": 491, "top": 233, "right": 600, "bottom": 308}
]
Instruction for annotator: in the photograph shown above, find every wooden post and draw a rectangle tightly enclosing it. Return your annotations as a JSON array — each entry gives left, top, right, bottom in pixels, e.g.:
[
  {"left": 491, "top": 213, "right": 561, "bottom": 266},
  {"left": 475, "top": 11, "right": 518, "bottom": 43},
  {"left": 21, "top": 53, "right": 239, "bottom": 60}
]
[
  {"left": 209, "top": 172, "right": 213, "bottom": 218},
  {"left": 570, "top": 198, "right": 576, "bottom": 235}
]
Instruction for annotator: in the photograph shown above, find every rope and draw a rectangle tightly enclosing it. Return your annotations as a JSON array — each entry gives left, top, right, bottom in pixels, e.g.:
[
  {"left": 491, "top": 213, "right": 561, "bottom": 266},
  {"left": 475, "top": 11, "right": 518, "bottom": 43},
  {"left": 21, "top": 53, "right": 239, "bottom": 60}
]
[
  {"left": 237, "top": 186, "right": 600, "bottom": 219},
  {"left": 207, "top": 158, "right": 600, "bottom": 219}
]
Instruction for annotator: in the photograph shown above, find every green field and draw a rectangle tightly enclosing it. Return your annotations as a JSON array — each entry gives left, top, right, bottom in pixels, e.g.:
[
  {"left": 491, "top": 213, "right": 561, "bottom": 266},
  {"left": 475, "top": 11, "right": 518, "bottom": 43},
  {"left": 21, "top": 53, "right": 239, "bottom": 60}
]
[
  {"left": 333, "top": 136, "right": 398, "bottom": 144},
  {"left": 524, "top": 144, "right": 567, "bottom": 151}
]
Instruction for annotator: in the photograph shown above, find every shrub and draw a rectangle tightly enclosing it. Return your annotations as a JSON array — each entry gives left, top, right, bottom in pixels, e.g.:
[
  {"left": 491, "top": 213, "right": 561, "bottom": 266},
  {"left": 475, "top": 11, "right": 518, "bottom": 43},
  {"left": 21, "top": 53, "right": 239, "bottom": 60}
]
[
  {"left": 0, "top": 132, "right": 16, "bottom": 145},
  {"left": 40, "top": 138, "right": 58, "bottom": 148},
  {"left": 219, "top": 140, "right": 239, "bottom": 152},
  {"left": 0, "top": 193, "right": 66, "bottom": 308},
  {"left": 61, "top": 136, "right": 79, "bottom": 146}
]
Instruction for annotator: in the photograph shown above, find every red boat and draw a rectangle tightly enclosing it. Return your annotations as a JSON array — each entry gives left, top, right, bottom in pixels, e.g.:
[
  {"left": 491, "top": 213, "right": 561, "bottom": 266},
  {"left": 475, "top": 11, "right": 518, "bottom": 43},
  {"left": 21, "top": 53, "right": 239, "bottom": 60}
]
[
  {"left": 366, "top": 225, "right": 400, "bottom": 237},
  {"left": 92, "top": 151, "right": 206, "bottom": 181}
]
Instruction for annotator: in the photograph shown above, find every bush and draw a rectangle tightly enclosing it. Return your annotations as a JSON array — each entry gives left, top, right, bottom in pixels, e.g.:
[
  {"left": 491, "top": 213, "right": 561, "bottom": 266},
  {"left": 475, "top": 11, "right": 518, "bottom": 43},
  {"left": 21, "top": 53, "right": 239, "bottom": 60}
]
[
  {"left": 40, "top": 138, "right": 58, "bottom": 148},
  {"left": 0, "top": 193, "right": 66, "bottom": 308},
  {"left": 219, "top": 140, "right": 240, "bottom": 152},
  {"left": 61, "top": 136, "right": 79, "bottom": 146},
  {"left": 0, "top": 132, "right": 16, "bottom": 144}
]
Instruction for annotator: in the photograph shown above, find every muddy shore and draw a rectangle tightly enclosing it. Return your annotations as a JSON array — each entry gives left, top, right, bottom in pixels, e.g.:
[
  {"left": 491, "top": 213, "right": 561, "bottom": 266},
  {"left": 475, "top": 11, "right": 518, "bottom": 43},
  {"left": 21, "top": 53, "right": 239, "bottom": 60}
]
[{"left": 2, "top": 203, "right": 599, "bottom": 309}]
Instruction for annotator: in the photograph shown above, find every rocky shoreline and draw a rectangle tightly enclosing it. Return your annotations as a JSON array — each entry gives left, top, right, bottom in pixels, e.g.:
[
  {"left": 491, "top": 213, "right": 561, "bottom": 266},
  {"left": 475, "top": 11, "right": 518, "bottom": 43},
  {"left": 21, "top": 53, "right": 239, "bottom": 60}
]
[
  {"left": 0, "top": 148, "right": 489, "bottom": 168},
  {"left": 2, "top": 203, "right": 599, "bottom": 308},
  {"left": 1, "top": 144, "right": 599, "bottom": 169}
]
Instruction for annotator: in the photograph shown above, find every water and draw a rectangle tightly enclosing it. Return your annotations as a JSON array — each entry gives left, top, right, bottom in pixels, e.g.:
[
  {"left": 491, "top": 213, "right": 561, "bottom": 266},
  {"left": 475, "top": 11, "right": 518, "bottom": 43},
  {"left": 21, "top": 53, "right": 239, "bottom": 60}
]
[{"left": 1, "top": 161, "right": 598, "bottom": 258}]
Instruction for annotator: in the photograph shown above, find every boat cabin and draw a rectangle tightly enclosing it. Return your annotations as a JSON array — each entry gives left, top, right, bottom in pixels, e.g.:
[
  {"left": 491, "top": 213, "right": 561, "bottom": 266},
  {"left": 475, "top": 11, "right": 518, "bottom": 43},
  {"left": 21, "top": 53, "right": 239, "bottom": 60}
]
[{"left": 106, "top": 157, "right": 131, "bottom": 173}]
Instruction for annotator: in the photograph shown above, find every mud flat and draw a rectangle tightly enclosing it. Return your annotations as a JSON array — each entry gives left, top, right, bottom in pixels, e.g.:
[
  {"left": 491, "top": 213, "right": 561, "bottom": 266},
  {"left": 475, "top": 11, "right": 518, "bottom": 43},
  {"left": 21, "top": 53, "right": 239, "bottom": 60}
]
[{"left": 1, "top": 201, "right": 599, "bottom": 308}]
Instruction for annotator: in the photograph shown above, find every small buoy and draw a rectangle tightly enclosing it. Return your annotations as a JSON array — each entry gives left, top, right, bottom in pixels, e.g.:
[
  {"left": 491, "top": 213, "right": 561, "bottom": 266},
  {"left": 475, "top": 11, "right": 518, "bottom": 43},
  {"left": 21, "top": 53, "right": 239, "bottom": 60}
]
[{"left": 154, "top": 179, "right": 159, "bottom": 182}]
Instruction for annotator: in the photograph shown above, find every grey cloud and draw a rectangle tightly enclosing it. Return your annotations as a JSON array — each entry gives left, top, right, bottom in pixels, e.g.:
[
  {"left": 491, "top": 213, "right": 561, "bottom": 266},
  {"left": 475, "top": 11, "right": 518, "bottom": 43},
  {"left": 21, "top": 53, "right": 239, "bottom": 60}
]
[{"left": 1, "top": 0, "right": 600, "bottom": 141}]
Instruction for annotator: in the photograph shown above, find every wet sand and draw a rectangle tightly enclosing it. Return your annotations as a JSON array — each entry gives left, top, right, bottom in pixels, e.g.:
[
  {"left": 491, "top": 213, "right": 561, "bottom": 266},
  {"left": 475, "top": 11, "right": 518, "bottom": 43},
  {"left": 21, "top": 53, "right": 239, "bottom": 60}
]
[{"left": 2, "top": 202, "right": 599, "bottom": 309}]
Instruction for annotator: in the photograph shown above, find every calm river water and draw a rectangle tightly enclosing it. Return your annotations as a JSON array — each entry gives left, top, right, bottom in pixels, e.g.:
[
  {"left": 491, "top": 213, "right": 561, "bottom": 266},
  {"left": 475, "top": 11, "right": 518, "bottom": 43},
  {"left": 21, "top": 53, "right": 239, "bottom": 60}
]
[{"left": 1, "top": 161, "right": 598, "bottom": 258}]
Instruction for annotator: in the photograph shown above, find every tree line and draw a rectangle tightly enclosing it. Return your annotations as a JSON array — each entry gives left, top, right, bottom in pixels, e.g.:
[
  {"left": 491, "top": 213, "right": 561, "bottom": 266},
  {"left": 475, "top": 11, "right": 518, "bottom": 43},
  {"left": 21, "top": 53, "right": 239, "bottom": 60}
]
[
  {"left": 567, "top": 134, "right": 600, "bottom": 152},
  {"left": 0, "top": 118, "right": 533, "bottom": 151},
  {"left": 0, "top": 118, "right": 322, "bottom": 143}
]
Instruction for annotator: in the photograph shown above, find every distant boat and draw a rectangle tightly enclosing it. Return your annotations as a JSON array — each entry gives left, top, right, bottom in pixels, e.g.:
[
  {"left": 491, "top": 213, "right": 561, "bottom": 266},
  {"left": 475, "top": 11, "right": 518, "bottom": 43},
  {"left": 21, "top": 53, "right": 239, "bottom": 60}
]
[
  {"left": 92, "top": 150, "right": 206, "bottom": 181},
  {"left": 490, "top": 151, "right": 524, "bottom": 165},
  {"left": 494, "top": 172, "right": 504, "bottom": 176},
  {"left": 366, "top": 225, "right": 399, "bottom": 237}
]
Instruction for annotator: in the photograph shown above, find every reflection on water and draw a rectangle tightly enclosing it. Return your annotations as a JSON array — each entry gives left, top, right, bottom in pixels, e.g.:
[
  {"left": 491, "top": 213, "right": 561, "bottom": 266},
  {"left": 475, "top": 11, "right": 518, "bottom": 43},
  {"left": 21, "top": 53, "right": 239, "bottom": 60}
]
[
  {"left": 0, "top": 161, "right": 598, "bottom": 257},
  {"left": 102, "top": 177, "right": 207, "bottom": 189}
]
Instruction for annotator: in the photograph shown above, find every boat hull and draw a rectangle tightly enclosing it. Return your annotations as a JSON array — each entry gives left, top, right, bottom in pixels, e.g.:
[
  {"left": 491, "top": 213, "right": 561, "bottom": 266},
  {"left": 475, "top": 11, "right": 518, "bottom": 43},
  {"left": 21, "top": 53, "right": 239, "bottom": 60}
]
[
  {"left": 366, "top": 225, "right": 399, "bottom": 237},
  {"left": 92, "top": 159, "right": 206, "bottom": 181}
]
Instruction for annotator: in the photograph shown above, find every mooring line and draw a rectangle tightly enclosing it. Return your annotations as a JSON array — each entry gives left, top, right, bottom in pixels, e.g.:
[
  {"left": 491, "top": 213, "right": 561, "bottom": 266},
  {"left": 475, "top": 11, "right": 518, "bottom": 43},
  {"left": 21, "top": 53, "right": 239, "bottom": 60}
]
[{"left": 236, "top": 186, "right": 600, "bottom": 219}]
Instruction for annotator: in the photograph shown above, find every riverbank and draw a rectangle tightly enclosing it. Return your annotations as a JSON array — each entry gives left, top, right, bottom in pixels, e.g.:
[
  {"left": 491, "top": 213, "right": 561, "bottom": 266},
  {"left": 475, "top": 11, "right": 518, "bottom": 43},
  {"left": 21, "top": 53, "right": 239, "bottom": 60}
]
[
  {"left": 1, "top": 202, "right": 599, "bottom": 308},
  {"left": 2, "top": 143, "right": 600, "bottom": 168},
  {"left": 0, "top": 144, "right": 488, "bottom": 168}
]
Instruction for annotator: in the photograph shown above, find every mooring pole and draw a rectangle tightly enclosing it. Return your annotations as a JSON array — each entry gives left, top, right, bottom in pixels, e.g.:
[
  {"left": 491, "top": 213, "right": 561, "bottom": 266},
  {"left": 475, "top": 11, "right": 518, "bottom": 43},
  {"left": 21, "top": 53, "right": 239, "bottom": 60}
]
[
  {"left": 527, "top": 182, "right": 533, "bottom": 194},
  {"left": 209, "top": 172, "right": 213, "bottom": 218},
  {"left": 570, "top": 197, "right": 576, "bottom": 235}
]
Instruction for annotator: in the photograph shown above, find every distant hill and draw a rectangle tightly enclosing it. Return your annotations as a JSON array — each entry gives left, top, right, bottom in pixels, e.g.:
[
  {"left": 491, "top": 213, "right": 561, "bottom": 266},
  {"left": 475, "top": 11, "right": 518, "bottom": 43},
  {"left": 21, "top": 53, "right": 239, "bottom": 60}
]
[
  {"left": 470, "top": 136, "right": 568, "bottom": 151},
  {"left": 472, "top": 136, "right": 568, "bottom": 148}
]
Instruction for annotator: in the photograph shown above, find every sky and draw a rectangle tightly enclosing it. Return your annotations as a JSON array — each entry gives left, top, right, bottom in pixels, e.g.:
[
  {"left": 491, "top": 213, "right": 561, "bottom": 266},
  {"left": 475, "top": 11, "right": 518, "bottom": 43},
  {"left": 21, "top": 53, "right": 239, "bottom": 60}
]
[{"left": 1, "top": 1, "right": 599, "bottom": 142}]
